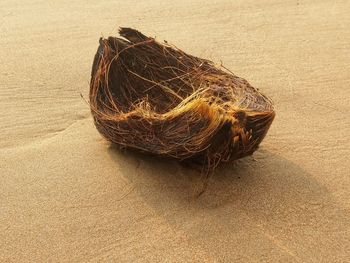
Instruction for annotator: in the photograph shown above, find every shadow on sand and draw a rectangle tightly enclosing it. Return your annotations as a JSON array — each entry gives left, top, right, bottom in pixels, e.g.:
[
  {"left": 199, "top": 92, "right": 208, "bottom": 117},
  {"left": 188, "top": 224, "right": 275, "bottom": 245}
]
[{"left": 107, "top": 144, "right": 348, "bottom": 261}]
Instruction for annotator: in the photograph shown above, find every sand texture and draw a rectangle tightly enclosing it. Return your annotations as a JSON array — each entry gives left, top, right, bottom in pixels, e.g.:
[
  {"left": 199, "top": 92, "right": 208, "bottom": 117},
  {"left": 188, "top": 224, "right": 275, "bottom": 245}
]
[{"left": 1, "top": 0, "right": 349, "bottom": 262}]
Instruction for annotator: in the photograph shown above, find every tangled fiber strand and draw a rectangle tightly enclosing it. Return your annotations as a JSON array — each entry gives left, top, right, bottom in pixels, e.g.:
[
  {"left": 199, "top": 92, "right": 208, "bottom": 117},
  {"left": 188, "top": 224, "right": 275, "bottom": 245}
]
[{"left": 90, "top": 27, "right": 275, "bottom": 179}]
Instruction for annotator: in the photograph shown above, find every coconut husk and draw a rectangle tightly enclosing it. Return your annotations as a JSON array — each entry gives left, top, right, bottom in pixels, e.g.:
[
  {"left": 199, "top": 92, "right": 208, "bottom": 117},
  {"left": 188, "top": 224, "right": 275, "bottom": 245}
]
[{"left": 89, "top": 27, "right": 275, "bottom": 177}]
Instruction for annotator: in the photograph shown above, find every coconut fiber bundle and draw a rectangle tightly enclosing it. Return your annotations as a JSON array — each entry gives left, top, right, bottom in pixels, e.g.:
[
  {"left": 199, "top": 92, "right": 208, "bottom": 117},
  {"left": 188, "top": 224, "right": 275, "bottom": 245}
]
[{"left": 90, "top": 28, "right": 275, "bottom": 175}]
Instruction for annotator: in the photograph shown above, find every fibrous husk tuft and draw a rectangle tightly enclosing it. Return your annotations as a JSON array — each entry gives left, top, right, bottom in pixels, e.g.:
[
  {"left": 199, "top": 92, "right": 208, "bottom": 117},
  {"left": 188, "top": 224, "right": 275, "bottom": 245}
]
[{"left": 90, "top": 27, "right": 275, "bottom": 176}]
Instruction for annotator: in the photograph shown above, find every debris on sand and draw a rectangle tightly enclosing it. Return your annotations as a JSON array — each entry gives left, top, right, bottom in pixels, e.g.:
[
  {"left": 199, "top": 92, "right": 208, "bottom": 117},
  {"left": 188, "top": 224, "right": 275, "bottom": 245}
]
[{"left": 90, "top": 27, "right": 275, "bottom": 178}]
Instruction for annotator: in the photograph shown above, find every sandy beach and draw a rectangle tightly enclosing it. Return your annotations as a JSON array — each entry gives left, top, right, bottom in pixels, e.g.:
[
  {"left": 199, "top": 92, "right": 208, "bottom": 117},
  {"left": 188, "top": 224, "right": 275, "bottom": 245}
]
[{"left": 1, "top": 0, "right": 349, "bottom": 262}]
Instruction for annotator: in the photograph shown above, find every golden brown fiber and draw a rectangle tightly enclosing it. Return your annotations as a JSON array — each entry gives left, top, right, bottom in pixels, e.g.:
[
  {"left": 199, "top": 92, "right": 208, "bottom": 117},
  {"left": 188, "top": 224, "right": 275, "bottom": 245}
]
[{"left": 90, "top": 27, "right": 275, "bottom": 175}]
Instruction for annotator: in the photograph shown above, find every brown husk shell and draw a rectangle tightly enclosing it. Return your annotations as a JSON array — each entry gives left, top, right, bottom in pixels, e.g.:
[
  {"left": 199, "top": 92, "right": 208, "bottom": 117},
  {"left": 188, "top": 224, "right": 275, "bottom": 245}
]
[{"left": 89, "top": 28, "right": 275, "bottom": 176}]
